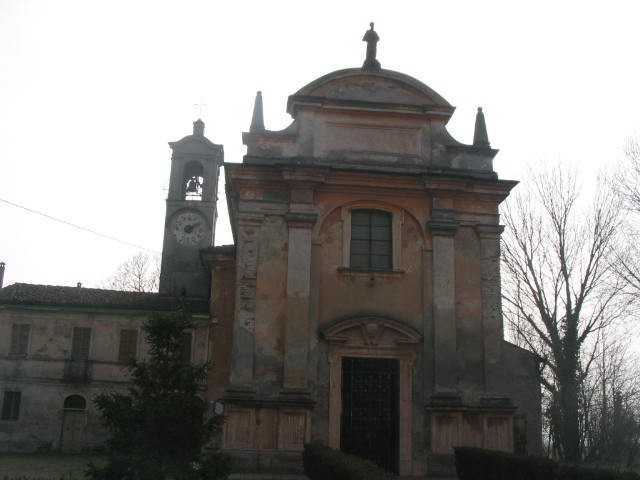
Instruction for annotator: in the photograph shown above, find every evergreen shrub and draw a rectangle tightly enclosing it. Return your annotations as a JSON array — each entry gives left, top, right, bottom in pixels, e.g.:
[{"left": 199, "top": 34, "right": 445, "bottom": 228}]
[
  {"left": 557, "top": 464, "right": 640, "bottom": 480},
  {"left": 86, "top": 311, "right": 229, "bottom": 480},
  {"left": 303, "top": 443, "right": 396, "bottom": 480},
  {"left": 455, "top": 447, "right": 554, "bottom": 480},
  {"left": 455, "top": 447, "right": 640, "bottom": 480}
]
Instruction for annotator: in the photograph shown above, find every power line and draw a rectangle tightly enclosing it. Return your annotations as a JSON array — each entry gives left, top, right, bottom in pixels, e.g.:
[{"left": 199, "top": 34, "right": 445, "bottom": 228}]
[{"left": 0, "top": 197, "right": 161, "bottom": 255}]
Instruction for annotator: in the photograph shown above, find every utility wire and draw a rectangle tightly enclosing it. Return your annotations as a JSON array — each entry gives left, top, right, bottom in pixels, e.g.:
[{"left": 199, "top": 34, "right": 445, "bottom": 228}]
[{"left": 0, "top": 197, "right": 161, "bottom": 255}]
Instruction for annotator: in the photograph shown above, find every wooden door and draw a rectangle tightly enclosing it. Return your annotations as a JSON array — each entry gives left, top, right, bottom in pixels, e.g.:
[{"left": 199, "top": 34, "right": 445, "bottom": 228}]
[{"left": 61, "top": 410, "right": 86, "bottom": 453}]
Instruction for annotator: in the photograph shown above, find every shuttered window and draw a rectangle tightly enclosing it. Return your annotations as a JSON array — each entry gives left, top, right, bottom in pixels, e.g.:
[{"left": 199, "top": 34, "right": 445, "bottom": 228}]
[
  {"left": 10, "top": 324, "right": 30, "bottom": 355},
  {"left": 71, "top": 327, "right": 91, "bottom": 360},
  {"left": 350, "top": 209, "right": 392, "bottom": 270},
  {"left": 1, "top": 392, "right": 21, "bottom": 421},
  {"left": 118, "top": 329, "right": 138, "bottom": 363}
]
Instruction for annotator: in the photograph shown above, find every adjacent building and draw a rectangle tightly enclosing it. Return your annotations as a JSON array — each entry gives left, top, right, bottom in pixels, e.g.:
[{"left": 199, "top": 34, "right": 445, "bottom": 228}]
[{"left": 0, "top": 285, "right": 210, "bottom": 453}]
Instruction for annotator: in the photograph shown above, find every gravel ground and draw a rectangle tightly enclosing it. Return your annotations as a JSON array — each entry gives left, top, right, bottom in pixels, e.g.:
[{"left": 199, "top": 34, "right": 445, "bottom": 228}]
[{"left": 0, "top": 453, "right": 107, "bottom": 479}]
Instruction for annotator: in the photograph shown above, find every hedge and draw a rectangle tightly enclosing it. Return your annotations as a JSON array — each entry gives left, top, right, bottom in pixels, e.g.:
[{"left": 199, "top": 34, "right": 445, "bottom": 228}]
[
  {"left": 303, "top": 443, "right": 395, "bottom": 480},
  {"left": 455, "top": 447, "right": 640, "bottom": 480}
]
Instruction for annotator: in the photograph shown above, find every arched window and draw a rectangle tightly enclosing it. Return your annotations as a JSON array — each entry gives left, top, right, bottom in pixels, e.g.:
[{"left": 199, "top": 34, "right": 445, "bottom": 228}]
[
  {"left": 63, "top": 395, "right": 86, "bottom": 410},
  {"left": 183, "top": 161, "right": 204, "bottom": 200},
  {"left": 350, "top": 209, "right": 392, "bottom": 269}
]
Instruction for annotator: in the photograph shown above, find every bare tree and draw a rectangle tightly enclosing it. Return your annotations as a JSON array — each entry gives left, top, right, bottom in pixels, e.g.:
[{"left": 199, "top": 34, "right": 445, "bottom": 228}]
[
  {"left": 612, "top": 136, "right": 640, "bottom": 299},
  {"left": 101, "top": 252, "right": 160, "bottom": 292},
  {"left": 614, "top": 137, "right": 640, "bottom": 212},
  {"left": 501, "top": 164, "right": 623, "bottom": 462},
  {"left": 581, "top": 330, "right": 640, "bottom": 466}
]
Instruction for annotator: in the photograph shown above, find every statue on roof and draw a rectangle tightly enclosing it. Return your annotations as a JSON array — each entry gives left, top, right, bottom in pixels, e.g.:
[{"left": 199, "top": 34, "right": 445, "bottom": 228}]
[{"left": 362, "top": 22, "right": 381, "bottom": 71}]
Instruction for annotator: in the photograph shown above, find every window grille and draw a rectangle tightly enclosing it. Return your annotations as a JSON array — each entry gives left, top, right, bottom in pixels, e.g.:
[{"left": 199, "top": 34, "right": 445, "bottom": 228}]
[{"left": 350, "top": 209, "right": 392, "bottom": 270}]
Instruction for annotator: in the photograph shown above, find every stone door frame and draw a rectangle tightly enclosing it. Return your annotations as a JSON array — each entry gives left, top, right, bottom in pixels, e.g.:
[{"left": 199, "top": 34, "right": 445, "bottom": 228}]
[{"left": 323, "top": 316, "right": 421, "bottom": 476}]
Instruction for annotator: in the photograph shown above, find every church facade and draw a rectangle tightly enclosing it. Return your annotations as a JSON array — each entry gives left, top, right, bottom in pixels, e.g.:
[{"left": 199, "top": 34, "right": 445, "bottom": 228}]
[
  {"left": 202, "top": 49, "right": 541, "bottom": 475},
  {"left": 0, "top": 29, "right": 540, "bottom": 477}
]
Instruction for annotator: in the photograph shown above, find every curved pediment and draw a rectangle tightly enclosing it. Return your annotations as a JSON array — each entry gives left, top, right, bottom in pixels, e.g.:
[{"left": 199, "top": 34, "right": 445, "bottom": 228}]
[
  {"left": 290, "top": 68, "right": 450, "bottom": 108},
  {"left": 322, "top": 316, "right": 421, "bottom": 347}
]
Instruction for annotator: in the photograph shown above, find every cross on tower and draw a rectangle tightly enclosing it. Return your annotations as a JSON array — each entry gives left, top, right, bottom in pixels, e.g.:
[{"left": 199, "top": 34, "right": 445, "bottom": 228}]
[{"left": 193, "top": 97, "right": 208, "bottom": 118}]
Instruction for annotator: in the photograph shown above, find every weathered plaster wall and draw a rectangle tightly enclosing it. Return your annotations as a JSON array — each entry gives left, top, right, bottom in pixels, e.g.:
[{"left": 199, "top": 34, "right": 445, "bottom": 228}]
[
  {"left": 314, "top": 195, "right": 427, "bottom": 328},
  {"left": 254, "top": 216, "right": 287, "bottom": 392},
  {"left": 0, "top": 307, "right": 210, "bottom": 452},
  {"left": 499, "top": 342, "right": 543, "bottom": 455},
  {"left": 208, "top": 255, "right": 236, "bottom": 401},
  {"left": 454, "top": 226, "right": 484, "bottom": 393}
]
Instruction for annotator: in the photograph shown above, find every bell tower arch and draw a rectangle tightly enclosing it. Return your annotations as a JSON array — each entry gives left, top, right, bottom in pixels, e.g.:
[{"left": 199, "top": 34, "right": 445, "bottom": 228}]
[{"left": 159, "top": 119, "right": 223, "bottom": 298}]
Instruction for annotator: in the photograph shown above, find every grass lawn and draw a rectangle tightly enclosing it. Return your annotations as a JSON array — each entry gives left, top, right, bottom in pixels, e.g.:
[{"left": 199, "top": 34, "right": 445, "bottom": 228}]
[{"left": 0, "top": 453, "right": 107, "bottom": 479}]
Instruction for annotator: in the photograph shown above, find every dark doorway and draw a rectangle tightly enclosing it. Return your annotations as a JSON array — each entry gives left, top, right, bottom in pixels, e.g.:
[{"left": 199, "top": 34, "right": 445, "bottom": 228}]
[{"left": 340, "top": 357, "right": 399, "bottom": 473}]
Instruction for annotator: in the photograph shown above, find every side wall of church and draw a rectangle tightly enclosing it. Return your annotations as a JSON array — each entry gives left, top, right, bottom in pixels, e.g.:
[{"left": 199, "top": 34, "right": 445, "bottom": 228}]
[{"left": 498, "top": 342, "right": 543, "bottom": 455}]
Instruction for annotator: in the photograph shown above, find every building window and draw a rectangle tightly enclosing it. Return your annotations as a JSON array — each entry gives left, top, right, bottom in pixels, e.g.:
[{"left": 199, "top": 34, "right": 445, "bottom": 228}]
[
  {"left": 350, "top": 209, "right": 392, "bottom": 270},
  {"left": 71, "top": 327, "right": 91, "bottom": 360},
  {"left": 1, "top": 391, "right": 21, "bottom": 421},
  {"left": 63, "top": 395, "right": 86, "bottom": 410},
  {"left": 10, "top": 324, "right": 30, "bottom": 355},
  {"left": 118, "top": 329, "right": 138, "bottom": 363},
  {"left": 180, "top": 331, "right": 193, "bottom": 363}
]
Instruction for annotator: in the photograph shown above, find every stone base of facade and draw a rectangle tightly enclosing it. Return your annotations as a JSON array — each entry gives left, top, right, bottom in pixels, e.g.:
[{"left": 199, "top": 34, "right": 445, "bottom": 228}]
[
  {"left": 426, "top": 394, "right": 516, "bottom": 462},
  {"left": 221, "top": 396, "right": 313, "bottom": 467}
]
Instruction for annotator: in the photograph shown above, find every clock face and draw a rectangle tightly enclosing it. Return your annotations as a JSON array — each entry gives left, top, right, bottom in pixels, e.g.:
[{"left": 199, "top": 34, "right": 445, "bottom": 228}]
[{"left": 171, "top": 211, "right": 207, "bottom": 246}]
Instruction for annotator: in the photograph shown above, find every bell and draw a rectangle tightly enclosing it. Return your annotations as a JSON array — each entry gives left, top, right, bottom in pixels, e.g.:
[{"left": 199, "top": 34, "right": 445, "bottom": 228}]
[{"left": 186, "top": 177, "right": 199, "bottom": 193}]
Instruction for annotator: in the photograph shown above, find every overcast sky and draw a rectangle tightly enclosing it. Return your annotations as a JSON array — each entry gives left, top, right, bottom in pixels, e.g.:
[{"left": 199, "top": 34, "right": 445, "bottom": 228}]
[{"left": 1, "top": 0, "right": 639, "bottom": 289}]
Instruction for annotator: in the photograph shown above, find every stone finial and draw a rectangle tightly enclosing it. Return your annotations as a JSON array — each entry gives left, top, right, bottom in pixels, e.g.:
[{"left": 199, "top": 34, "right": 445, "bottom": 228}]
[
  {"left": 193, "top": 118, "right": 205, "bottom": 136},
  {"left": 362, "top": 22, "right": 381, "bottom": 71},
  {"left": 250, "top": 91, "right": 265, "bottom": 132},
  {"left": 473, "top": 107, "right": 490, "bottom": 149}
]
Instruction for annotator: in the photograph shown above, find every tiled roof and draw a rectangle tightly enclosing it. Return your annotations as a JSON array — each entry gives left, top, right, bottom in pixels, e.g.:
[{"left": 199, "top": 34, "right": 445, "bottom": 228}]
[{"left": 0, "top": 283, "right": 209, "bottom": 313}]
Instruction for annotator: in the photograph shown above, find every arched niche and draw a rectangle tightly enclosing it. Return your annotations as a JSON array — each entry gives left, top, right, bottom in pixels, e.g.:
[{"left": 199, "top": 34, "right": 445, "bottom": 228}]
[{"left": 313, "top": 201, "right": 428, "bottom": 272}]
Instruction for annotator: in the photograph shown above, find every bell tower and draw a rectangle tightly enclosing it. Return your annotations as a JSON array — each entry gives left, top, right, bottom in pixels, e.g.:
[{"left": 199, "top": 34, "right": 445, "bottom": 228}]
[{"left": 159, "top": 119, "right": 223, "bottom": 298}]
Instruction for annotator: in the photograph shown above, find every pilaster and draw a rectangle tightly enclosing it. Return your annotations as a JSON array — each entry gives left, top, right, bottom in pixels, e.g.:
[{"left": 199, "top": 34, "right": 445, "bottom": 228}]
[
  {"left": 228, "top": 213, "right": 262, "bottom": 389},
  {"left": 283, "top": 210, "right": 317, "bottom": 391},
  {"left": 476, "top": 224, "right": 505, "bottom": 391},
  {"left": 428, "top": 207, "right": 458, "bottom": 392}
]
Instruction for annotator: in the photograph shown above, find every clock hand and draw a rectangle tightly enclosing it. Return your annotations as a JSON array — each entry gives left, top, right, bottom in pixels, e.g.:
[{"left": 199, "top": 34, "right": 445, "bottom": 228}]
[{"left": 183, "top": 223, "right": 201, "bottom": 234}]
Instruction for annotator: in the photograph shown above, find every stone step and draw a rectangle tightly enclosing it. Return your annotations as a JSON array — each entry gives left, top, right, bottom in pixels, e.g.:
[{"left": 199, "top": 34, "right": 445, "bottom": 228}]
[
  {"left": 229, "top": 474, "right": 309, "bottom": 480},
  {"left": 231, "top": 474, "right": 457, "bottom": 480}
]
